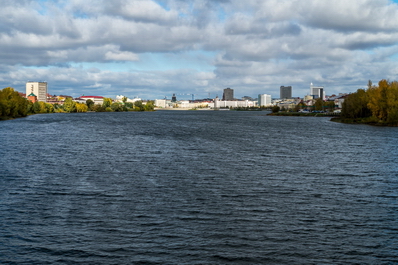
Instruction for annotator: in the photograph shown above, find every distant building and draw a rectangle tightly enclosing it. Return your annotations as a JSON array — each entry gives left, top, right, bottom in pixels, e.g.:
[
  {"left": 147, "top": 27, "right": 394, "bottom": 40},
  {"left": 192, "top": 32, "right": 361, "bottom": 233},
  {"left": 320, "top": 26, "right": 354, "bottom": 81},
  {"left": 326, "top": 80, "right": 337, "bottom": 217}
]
[
  {"left": 115, "top": 95, "right": 141, "bottom": 103},
  {"left": 310, "top": 83, "right": 324, "bottom": 99},
  {"left": 155, "top": 99, "right": 167, "bottom": 108},
  {"left": 26, "top": 81, "right": 47, "bottom": 102},
  {"left": 214, "top": 96, "right": 256, "bottom": 108},
  {"left": 280, "top": 86, "right": 292, "bottom": 99},
  {"left": 79, "top": 96, "right": 104, "bottom": 105},
  {"left": 171, "top": 93, "right": 177, "bottom": 102},
  {"left": 242, "top": 96, "right": 255, "bottom": 101},
  {"left": 258, "top": 94, "right": 272, "bottom": 107},
  {"left": 222, "top": 88, "right": 234, "bottom": 101},
  {"left": 27, "top": 92, "right": 37, "bottom": 103}
]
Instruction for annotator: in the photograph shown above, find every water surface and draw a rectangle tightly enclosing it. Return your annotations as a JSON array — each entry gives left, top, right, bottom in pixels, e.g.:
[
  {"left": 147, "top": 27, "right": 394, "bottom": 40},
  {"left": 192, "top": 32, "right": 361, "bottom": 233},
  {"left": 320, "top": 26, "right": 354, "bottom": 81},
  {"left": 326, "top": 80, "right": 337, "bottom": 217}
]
[{"left": 1, "top": 111, "right": 397, "bottom": 264}]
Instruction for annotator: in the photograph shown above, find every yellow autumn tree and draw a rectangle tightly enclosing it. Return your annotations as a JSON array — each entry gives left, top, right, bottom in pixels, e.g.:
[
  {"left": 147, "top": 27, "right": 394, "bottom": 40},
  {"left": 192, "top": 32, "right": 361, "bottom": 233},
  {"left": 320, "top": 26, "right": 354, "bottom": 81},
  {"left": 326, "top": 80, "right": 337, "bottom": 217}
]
[
  {"left": 366, "top": 80, "right": 398, "bottom": 124},
  {"left": 102, "top": 97, "right": 113, "bottom": 108},
  {"left": 76, "top": 102, "right": 88, "bottom": 112},
  {"left": 385, "top": 81, "right": 398, "bottom": 124},
  {"left": 368, "top": 80, "right": 389, "bottom": 121}
]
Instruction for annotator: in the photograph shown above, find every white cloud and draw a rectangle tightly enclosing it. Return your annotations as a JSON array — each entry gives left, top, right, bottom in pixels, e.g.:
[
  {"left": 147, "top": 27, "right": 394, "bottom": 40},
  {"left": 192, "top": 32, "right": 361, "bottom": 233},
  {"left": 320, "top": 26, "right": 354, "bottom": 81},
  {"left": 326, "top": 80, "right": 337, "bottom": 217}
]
[
  {"left": 1, "top": 0, "right": 398, "bottom": 98},
  {"left": 105, "top": 51, "right": 139, "bottom": 61}
]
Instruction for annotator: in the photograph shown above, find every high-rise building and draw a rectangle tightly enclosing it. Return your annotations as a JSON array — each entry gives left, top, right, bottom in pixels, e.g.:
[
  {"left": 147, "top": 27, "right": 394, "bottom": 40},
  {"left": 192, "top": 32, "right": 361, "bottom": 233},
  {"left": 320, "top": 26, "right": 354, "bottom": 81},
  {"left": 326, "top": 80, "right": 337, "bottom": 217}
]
[
  {"left": 222, "top": 88, "right": 234, "bottom": 101},
  {"left": 171, "top": 93, "right": 177, "bottom": 102},
  {"left": 26, "top": 82, "right": 48, "bottom": 102},
  {"left": 310, "top": 83, "right": 324, "bottom": 99},
  {"left": 280, "top": 86, "right": 292, "bottom": 99},
  {"left": 258, "top": 94, "right": 272, "bottom": 107}
]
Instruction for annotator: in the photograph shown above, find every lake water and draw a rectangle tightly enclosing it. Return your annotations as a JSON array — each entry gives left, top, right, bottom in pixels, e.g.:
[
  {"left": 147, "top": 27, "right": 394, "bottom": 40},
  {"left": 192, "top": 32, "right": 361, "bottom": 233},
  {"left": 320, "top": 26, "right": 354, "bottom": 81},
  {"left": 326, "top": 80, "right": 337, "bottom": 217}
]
[{"left": 1, "top": 111, "right": 397, "bottom": 264}]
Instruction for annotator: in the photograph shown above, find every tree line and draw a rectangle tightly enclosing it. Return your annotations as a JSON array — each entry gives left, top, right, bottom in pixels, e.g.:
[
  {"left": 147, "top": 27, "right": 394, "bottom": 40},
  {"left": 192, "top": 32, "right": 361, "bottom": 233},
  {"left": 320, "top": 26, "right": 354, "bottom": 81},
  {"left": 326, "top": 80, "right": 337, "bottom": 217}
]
[
  {"left": 0, "top": 87, "right": 29, "bottom": 119},
  {"left": 57, "top": 97, "right": 154, "bottom": 112},
  {"left": 0, "top": 87, "right": 155, "bottom": 120},
  {"left": 340, "top": 79, "right": 398, "bottom": 125}
]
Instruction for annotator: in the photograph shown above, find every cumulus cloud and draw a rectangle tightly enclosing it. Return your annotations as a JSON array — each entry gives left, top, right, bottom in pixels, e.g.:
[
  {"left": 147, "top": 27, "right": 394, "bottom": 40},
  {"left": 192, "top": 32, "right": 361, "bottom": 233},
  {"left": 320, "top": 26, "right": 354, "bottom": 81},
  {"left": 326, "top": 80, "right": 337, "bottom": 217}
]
[
  {"left": 1, "top": 0, "right": 398, "bottom": 98},
  {"left": 105, "top": 51, "right": 139, "bottom": 61}
]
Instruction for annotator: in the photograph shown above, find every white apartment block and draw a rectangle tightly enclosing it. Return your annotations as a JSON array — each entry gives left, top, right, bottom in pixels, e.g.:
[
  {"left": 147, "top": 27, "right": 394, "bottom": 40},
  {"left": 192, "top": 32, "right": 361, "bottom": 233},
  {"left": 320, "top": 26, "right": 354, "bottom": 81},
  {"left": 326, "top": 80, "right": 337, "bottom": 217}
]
[
  {"left": 155, "top": 99, "right": 167, "bottom": 108},
  {"left": 258, "top": 94, "right": 272, "bottom": 107},
  {"left": 26, "top": 82, "right": 48, "bottom": 102}
]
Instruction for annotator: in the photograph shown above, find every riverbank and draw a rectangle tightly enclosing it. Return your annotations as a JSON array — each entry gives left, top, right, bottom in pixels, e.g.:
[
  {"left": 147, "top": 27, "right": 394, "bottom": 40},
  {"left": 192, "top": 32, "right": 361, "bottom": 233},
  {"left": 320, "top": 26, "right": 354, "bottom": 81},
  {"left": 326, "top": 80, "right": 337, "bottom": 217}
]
[
  {"left": 155, "top": 108, "right": 213, "bottom": 111},
  {"left": 267, "top": 112, "right": 340, "bottom": 117},
  {"left": 330, "top": 117, "right": 398, "bottom": 126}
]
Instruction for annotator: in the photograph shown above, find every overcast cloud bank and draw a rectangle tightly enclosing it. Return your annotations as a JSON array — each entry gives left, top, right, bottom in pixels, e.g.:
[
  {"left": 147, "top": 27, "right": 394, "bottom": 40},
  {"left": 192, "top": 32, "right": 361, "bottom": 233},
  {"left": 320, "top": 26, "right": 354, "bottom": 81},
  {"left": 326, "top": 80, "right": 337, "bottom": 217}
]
[{"left": 1, "top": 0, "right": 398, "bottom": 99}]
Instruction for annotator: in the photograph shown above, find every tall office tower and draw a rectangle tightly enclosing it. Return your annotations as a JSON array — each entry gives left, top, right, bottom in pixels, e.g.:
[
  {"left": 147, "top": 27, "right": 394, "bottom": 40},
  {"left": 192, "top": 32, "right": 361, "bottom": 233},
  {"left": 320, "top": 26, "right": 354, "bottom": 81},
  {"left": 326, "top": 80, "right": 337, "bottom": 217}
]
[
  {"left": 258, "top": 94, "right": 272, "bottom": 107},
  {"left": 319, "top": 88, "right": 324, "bottom": 100},
  {"left": 280, "top": 86, "right": 292, "bottom": 99},
  {"left": 310, "top": 83, "right": 324, "bottom": 99},
  {"left": 222, "top": 88, "right": 234, "bottom": 101},
  {"left": 26, "top": 81, "right": 48, "bottom": 102},
  {"left": 171, "top": 93, "right": 177, "bottom": 102}
]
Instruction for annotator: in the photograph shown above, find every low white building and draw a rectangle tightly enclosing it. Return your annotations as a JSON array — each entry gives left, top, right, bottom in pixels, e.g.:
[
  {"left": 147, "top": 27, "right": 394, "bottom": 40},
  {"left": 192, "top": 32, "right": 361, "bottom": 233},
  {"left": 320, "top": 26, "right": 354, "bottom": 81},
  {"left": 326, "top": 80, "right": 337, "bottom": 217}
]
[
  {"left": 214, "top": 97, "right": 256, "bottom": 108},
  {"left": 79, "top": 96, "right": 104, "bottom": 104},
  {"left": 155, "top": 99, "right": 167, "bottom": 108}
]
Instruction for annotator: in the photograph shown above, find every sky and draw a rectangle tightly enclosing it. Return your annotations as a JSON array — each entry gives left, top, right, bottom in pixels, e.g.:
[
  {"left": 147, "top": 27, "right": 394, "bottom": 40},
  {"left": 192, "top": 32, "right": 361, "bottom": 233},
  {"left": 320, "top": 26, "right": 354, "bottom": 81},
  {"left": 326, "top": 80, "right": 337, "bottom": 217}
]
[{"left": 1, "top": 0, "right": 398, "bottom": 100}]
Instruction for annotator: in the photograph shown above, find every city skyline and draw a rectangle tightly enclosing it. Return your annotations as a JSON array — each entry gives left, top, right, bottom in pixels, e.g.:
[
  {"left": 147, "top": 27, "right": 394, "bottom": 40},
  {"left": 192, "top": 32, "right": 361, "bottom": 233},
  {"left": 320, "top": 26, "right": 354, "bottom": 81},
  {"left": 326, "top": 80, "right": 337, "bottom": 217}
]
[{"left": 2, "top": 1, "right": 398, "bottom": 99}]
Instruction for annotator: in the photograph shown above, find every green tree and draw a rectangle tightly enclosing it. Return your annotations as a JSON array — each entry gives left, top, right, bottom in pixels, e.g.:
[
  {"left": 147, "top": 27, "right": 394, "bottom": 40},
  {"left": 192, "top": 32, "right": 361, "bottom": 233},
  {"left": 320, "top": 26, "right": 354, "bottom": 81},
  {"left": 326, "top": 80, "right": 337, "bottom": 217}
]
[
  {"left": 27, "top": 101, "right": 34, "bottom": 114},
  {"left": 46, "top": 103, "right": 54, "bottom": 113},
  {"left": 314, "top": 98, "right": 324, "bottom": 111},
  {"left": 39, "top": 101, "right": 48, "bottom": 113},
  {"left": 103, "top": 97, "right": 113, "bottom": 108},
  {"left": 271, "top": 105, "right": 280, "bottom": 113},
  {"left": 324, "top": 101, "right": 335, "bottom": 112},
  {"left": 63, "top": 98, "right": 76, "bottom": 113},
  {"left": 111, "top": 103, "right": 123, "bottom": 112},
  {"left": 144, "top": 100, "right": 155, "bottom": 111},
  {"left": 0, "top": 87, "right": 28, "bottom": 119},
  {"left": 134, "top": 100, "right": 145, "bottom": 111},
  {"left": 125, "top": 102, "right": 133, "bottom": 109},
  {"left": 92, "top": 104, "right": 106, "bottom": 112},
  {"left": 341, "top": 88, "right": 371, "bottom": 119},
  {"left": 86, "top": 99, "right": 94, "bottom": 110},
  {"left": 32, "top": 101, "right": 41, "bottom": 114}
]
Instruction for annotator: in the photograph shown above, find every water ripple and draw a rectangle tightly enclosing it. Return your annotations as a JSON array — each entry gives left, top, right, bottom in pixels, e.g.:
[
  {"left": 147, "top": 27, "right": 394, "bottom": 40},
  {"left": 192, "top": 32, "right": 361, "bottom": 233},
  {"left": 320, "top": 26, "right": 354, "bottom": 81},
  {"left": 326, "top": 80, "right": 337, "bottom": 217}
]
[{"left": 1, "top": 112, "right": 397, "bottom": 264}]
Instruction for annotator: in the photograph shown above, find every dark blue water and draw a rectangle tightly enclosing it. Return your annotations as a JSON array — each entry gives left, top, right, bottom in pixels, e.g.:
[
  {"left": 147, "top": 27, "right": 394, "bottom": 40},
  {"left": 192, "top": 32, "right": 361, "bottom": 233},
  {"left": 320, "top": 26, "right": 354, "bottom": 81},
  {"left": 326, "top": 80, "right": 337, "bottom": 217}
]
[{"left": 1, "top": 111, "right": 397, "bottom": 264}]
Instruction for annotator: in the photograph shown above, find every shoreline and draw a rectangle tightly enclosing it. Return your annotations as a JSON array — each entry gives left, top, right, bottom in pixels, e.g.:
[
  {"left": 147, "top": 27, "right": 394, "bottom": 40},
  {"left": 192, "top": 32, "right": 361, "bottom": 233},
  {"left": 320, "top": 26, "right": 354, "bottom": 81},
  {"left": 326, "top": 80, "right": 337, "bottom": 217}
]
[
  {"left": 267, "top": 112, "right": 339, "bottom": 117},
  {"left": 330, "top": 117, "right": 398, "bottom": 126},
  {"left": 155, "top": 108, "right": 213, "bottom": 111}
]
